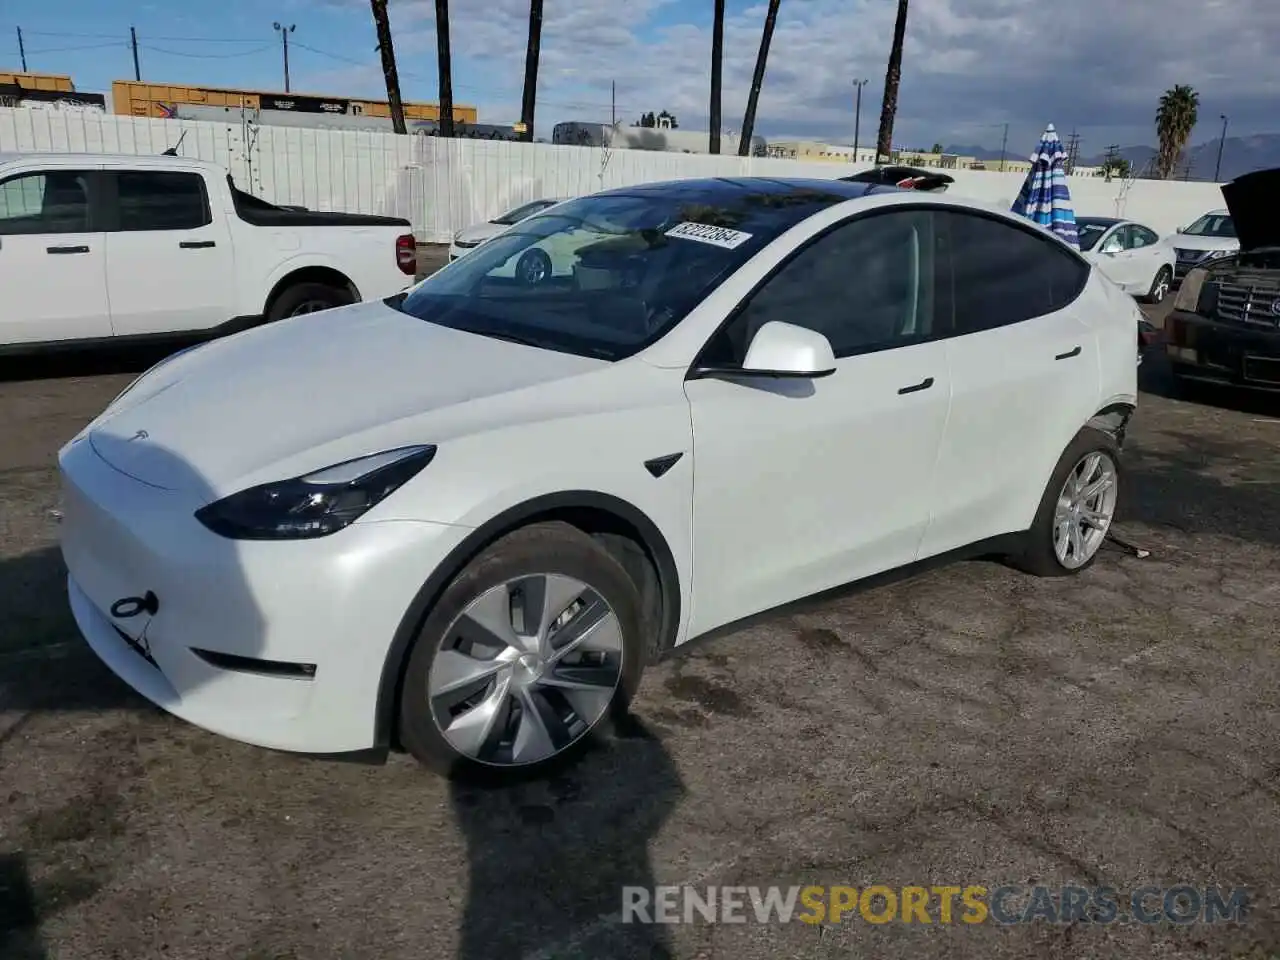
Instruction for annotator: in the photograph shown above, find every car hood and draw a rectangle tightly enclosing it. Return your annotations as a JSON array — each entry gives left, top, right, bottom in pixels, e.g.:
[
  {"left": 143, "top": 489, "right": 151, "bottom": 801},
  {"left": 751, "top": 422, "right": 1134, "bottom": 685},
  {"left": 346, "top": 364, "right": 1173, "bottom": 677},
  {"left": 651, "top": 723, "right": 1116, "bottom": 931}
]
[
  {"left": 81, "top": 300, "right": 609, "bottom": 499},
  {"left": 456, "top": 222, "right": 504, "bottom": 245},
  {"left": 1220, "top": 167, "right": 1280, "bottom": 252},
  {"left": 1170, "top": 234, "right": 1238, "bottom": 252}
]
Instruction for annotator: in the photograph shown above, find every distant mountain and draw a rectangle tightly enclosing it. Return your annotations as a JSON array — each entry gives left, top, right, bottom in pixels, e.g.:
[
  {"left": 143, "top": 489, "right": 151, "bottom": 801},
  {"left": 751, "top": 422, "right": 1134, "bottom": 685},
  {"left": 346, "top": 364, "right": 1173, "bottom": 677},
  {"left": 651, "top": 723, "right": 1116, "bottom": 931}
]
[
  {"left": 940, "top": 143, "right": 1009, "bottom": 162},
  {"left": 943, "top": 134, "right": 1280, "bottom": 181}
]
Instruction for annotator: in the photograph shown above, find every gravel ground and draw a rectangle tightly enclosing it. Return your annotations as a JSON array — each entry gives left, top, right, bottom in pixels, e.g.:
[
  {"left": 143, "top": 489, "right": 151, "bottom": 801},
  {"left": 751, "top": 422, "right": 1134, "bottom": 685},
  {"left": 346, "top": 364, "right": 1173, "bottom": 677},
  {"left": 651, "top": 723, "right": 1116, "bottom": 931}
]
[{"left": 3, "top": 283, "right": 1280, "bottom": 960}]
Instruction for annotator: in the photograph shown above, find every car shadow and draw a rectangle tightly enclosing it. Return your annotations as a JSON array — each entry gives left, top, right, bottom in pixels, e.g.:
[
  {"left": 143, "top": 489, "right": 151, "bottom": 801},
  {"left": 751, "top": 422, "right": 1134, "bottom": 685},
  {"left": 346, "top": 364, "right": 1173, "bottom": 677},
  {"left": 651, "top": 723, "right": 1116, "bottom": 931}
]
[
  {"left": 1139, "top": 349, "right": 1280, "bottom": 419},
  {"left": 1120, "top": 427, "right": 1280, "bottom": 548},
  {"left": 0, "top": 341, "right": 198, "bottom": 384},
  {"left": 450, "top": 714, "right": 684, "bottom": 960},
  {"left": 0, "top": 852, "right": 48, "bottom": 960},
  {"left": 0, "top": 546, "right": 145, "bottom": 725}
]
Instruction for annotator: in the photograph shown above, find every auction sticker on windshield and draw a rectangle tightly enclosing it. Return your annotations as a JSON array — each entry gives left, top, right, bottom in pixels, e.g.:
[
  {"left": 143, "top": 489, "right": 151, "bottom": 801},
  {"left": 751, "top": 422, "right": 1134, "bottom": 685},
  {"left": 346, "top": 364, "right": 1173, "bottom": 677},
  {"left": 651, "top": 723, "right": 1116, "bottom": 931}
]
[{"left": 665, "top": 222, "right": 754, "bottom": 249}]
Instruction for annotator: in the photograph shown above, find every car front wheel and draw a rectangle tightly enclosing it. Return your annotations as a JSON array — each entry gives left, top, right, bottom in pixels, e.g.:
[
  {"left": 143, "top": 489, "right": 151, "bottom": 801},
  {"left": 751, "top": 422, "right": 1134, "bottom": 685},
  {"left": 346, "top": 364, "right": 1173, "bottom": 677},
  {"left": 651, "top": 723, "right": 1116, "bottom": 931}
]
[
  {"left": 1012, "top": 427, "right": 1121, "bottom": 577},
  {"left": 398, "top": 522, "right": 646, "bottom": 781}
]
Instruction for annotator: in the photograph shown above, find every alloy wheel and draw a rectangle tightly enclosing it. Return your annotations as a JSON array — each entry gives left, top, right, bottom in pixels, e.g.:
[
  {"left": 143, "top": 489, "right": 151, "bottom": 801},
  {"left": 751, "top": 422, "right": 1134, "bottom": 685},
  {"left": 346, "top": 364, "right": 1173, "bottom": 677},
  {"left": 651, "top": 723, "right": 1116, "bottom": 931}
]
[
  {"left": 289, "top": 299, "right": 334, "bottom": 316},
  {"left": 428, "top": 574, "right": 624, "bottom": 767},
  {"left": 1150, "top": 269, "right": 1171, "bottom": 303},
  {"left": 1053, "top": 451, "right": 1118, "bottom": 569}
]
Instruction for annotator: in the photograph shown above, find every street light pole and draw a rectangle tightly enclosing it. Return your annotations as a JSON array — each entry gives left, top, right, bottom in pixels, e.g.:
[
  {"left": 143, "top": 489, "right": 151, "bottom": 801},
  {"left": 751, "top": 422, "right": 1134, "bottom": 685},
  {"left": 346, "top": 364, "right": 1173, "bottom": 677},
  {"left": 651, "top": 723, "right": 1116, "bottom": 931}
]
[
  {"left": 852, "top": 79, "right": 868, "bottom": 162},
  {"left": 273, "top": 22, "right": 295, "bottom": 92},
  {"left": 1214, "top": 114, "right": 1229, "bottom": 182}
]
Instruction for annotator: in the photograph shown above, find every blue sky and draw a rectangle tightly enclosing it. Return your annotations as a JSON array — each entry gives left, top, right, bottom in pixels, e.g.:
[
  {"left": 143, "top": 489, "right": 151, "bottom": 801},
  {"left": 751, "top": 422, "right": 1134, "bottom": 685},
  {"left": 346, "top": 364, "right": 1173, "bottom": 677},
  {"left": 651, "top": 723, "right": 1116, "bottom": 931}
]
[{"left": 6, "top": 0, "right": 1279, "bottom": 157}]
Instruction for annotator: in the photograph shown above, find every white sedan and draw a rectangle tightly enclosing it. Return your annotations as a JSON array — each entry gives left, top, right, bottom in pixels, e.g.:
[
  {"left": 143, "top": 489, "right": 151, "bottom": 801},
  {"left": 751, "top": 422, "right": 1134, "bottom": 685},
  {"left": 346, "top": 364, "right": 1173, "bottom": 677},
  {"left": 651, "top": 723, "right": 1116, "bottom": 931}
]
[
  {"left": 1077, "top": 216, "right": 1177, "bottom": 303},
  {"left": 59, "top": 177, "right": 1139, "bottom": 780},
  {"left": 448, "top": 198, "right": 565, "bottom": 265}
]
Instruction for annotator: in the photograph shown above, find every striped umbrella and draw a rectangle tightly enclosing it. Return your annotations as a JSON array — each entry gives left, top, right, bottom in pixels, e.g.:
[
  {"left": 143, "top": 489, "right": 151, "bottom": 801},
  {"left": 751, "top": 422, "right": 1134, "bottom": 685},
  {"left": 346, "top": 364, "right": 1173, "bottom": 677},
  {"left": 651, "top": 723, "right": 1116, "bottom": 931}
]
[{"left": 1010, "top": 123, "right": 1080, "bottom": 249}]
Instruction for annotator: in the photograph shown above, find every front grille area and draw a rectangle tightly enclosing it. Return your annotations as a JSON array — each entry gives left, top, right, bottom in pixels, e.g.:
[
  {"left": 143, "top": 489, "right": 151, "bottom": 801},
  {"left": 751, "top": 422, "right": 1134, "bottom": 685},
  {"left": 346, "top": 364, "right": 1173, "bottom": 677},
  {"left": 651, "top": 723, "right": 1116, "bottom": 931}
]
[{"left": 1214, "top": 281, "right": 1280, "bottom": 328}]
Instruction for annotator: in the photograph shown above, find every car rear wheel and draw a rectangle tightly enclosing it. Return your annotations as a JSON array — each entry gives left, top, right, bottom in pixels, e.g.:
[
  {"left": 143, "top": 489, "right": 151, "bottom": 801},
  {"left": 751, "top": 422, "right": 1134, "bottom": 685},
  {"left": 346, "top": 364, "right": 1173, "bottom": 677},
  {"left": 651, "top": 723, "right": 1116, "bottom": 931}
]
[
  {"left": 1011, "top": 427, "right": 1121, "bottom": 577},
  {"left": 398, "top": 522, "right": 645, "bottom": 781},
  {"left": 1144, "top": 266, "right": 1173, "bottom": 304},
  {"left": 267, "top": 282, "right": 354, "bottom": 321}
]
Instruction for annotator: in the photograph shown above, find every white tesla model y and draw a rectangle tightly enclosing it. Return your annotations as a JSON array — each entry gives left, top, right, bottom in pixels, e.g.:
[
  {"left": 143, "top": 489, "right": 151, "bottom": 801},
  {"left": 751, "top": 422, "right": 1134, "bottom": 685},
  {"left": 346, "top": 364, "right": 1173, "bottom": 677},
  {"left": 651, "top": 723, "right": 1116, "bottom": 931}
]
[{"left": 59, "top": 177, "right": 1139, "bottom": 780}]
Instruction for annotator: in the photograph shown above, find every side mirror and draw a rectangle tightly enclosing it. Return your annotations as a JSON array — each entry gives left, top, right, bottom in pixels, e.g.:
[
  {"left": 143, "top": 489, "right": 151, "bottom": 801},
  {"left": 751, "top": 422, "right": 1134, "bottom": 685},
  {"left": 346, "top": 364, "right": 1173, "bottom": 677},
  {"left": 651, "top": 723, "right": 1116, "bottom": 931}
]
[
  {"left": 740, "top": 321, "right": 837, "bottom": 378},
  {"left": 742, "top": 321, "right": 839, "bottom": 378},
  {"left": 1175, "top": 226, "right": 1186, "bottom": 234},
  {"left": 688, "top": 321, "right": 837, "bottom": 382}
]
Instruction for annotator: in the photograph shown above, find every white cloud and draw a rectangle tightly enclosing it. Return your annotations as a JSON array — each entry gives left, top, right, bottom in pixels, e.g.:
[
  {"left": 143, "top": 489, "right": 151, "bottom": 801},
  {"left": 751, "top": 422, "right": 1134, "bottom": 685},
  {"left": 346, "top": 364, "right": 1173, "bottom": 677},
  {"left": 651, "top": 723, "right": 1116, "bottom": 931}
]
[{"left": 310, "top": 0, "right": 1280, "bottom": 152}]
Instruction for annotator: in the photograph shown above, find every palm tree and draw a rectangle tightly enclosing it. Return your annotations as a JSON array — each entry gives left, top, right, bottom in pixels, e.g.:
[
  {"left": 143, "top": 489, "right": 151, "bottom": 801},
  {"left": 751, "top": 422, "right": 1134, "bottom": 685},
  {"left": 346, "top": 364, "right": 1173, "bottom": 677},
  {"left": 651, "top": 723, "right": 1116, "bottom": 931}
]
[
  {"left": 370, "top": 0, "right": 406, "bottom": 135},
  {"left": 738, "top": 0, "right": 781, "bottom": 156},
  {"left": 875, "top": 0, "right": 910, "bottom": 164},
  {"left": 519, "top": 0, "right": 543, "bottom": 141},
  {"left": 1155, "top": 85, "right": 1199, "bottom": 179},
  {"left": 709, "top": 0, "right": 724, "bottom": 153},
  {"left": 434, "top": 0, "right": 455, "bottom": 137}
]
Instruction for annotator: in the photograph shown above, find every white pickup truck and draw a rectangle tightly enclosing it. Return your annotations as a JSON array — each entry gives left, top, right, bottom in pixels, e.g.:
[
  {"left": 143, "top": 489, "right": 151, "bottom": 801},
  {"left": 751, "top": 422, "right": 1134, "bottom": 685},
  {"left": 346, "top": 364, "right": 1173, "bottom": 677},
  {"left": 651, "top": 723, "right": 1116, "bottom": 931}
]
[{"left": 0, "top": 151, "right": 418, "bottom": 352}]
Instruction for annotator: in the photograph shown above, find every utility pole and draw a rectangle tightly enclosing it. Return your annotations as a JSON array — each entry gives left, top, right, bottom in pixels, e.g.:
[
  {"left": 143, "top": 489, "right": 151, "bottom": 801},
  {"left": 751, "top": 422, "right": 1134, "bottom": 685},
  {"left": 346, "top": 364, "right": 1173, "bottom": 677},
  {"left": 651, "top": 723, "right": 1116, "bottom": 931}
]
[
  {"left": 370, "top": 0, "right": 405, "bottom": 134},
  {"left": 1214, "top": 114, "right": 1229, "bottom": 181},
  {"left": 130, "top": 26, "right": 141, "bottom": 81},
  {"left": 16, "top": 27, "right": 27, "bottom": 72},
  {"left": 709, "top": 0, "right": 724, "bottom": 153},
  {"left": 273, "top": 22, "right": 295, "bottom": 92},
  {"left": 435, "top": 0, "right": 455, "bottom": 137},
  {"left": 518, "top": 0, "right": 542, "bottom": 142},
  {"left": 852, "top": 78, "right": 868, "bottom": 161},
  {"left": 611, "top": 81, "right": 616, "bottom": 127},
  {"left": 1064, "top": 129, "right": 1080, "bottom": 175},
  {"left": 999, "top": 122, "right": 1009, "bottom": 172}
]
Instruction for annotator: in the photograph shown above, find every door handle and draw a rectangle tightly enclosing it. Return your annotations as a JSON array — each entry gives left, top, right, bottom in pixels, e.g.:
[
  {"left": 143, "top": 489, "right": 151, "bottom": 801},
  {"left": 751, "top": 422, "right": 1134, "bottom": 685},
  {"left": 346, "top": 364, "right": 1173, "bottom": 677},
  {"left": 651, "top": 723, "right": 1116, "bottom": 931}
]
[
  {"left": 179, "top": 240, "right": 216, "bottom": 249},
  {"left": 46, "top": 244, "right": 89, "bottom": 254},
  {"left": 898, "top": 376, "right": 934, "bottom": 395},
  {"left": 1055, "top": 345, "right": 1082, "bottom": 360}
]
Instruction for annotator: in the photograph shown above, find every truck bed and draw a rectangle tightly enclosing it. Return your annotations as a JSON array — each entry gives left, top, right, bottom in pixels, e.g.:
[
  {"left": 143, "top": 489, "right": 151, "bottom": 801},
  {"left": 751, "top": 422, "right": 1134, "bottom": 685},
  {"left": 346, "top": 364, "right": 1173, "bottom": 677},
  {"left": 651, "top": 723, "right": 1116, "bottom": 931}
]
[{"left": 228, "top": 179, "right": 411, "bottom": 229}]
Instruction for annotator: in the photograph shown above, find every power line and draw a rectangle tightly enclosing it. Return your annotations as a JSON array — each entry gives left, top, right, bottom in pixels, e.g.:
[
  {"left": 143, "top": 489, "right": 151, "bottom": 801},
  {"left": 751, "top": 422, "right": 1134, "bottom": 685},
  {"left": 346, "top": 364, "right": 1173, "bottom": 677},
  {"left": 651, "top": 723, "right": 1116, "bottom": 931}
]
[
  {"left": 139, "top": 43, "right": 275, "bottom": 59},
  {"left": 21, "top": 28, "right": 266, "bottom": 43},
  {"left": 24, "top": 41, "right": 125, "bottom": 55}
]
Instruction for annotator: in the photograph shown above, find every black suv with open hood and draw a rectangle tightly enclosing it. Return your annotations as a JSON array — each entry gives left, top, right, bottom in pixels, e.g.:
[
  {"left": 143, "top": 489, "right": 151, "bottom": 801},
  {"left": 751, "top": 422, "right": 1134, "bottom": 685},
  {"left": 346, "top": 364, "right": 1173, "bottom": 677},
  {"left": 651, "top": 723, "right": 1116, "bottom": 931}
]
[{"left": 1165, "top": 167, "right": 1280, "bottom": 389}]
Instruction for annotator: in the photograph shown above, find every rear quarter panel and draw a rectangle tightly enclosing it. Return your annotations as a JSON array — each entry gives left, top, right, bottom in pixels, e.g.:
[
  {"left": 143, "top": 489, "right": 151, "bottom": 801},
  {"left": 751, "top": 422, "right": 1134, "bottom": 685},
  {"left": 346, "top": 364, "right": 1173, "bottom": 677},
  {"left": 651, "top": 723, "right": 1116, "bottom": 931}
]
[
  {"left": 1086, "top": 268, "right": 1141, "bottom": 412},
  {"left": 223, "top": 208, "right": 410, "bottom": 315}
]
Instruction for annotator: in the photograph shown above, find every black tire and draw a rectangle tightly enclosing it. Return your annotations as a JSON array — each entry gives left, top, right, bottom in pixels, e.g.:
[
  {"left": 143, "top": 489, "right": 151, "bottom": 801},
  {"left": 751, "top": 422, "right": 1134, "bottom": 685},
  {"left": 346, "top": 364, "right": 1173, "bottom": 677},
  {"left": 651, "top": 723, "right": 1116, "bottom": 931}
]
[
  {"left": 266, "top": 282, "right": 354, "bottom": 322},
  {"left": 1009, "top": 426, "right": 1121, "bottom": 578},
  {"left": 515, "top": 248, "right": 552, "bottom": 285},
  {"left": 1143, "top": 266, "right": 1173, "bottom": 304},
  {"left": 397, "top": 521, "right": 647, "bottom": 782}
]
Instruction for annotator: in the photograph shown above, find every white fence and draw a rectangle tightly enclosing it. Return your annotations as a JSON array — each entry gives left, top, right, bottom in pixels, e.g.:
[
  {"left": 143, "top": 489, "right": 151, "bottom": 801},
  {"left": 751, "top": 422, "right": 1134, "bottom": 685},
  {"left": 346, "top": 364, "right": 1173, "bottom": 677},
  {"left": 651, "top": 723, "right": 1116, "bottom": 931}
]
[{"left": 1, "top": 107, "right": 1228, "bottom": 243}]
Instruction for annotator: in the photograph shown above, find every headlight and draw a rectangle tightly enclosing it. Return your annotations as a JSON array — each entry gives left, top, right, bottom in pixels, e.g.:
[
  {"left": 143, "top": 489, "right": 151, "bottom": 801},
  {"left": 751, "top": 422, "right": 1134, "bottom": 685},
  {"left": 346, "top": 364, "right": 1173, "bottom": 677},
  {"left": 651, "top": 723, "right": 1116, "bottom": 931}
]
[
  {"left": 1204, "top": 249, "right": 1234, "bottom": 260},
  {"left": 195, "top": 445, "right": 436, "bottom": 540},
  {"left": 1173, "top": 267, "right": 1207, "bottom": 312}
]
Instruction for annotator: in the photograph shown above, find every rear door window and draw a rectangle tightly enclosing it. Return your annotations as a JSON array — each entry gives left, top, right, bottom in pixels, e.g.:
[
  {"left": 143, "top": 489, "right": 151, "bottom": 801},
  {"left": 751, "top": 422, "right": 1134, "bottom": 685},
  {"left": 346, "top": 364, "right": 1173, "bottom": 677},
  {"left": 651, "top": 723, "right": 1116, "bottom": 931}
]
[{"left": 112, "top": 171, "right": 211, "bottom": 231}]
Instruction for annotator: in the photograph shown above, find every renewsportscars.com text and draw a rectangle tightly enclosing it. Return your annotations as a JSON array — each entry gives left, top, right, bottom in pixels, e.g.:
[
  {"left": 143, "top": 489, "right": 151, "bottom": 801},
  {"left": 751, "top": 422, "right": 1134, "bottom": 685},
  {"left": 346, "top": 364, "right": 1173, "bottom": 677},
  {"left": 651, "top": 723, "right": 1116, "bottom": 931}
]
[{"left": 621, "top": 884, "right": 1250, "bottom": 925}]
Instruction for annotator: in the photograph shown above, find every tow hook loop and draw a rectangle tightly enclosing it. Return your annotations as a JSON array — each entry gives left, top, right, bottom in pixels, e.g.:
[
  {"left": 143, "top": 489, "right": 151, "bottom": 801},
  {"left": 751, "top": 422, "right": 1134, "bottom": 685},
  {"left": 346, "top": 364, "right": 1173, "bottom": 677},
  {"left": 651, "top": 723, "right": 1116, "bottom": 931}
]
[{"left": 111, "top": 591, "right": 160, "bottom": 619}]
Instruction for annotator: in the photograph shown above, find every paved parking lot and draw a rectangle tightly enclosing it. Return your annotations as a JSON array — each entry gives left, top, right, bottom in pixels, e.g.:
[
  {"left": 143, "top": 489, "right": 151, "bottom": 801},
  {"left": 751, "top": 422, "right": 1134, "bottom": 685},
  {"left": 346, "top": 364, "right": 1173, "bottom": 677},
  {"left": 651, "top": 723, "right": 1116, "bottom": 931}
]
[{"left": 3, "top": 285, "right": 1280, "bottom": 959}]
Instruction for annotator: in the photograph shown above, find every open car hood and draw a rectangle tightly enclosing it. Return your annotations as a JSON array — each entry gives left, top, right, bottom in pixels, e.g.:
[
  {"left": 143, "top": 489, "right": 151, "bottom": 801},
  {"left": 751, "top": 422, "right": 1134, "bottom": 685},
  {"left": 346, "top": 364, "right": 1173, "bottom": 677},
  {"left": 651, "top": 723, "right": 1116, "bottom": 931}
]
[
  {"left": 1220, "top": 167, "right": 1280, "bottom": 252},
  {"left": 840, "top": 166, "right": 955, "bottom": 192}
]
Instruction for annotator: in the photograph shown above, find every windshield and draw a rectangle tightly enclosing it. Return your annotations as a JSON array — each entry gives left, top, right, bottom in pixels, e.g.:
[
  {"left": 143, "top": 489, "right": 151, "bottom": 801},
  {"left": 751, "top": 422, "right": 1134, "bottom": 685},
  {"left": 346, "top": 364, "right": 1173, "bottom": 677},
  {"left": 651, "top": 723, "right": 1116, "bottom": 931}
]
[
  {"left": 491, "top": 199, "right": 557, "bottom": 225},
  {"left": 1184, "top": 214, "right": 1236, "bottom": 239},
  {"left": 396, "top": 186, "right": 851, "bottom": 360},
  {"left": 1076, "top": 220, "right": 1113, "bottom": 252}
]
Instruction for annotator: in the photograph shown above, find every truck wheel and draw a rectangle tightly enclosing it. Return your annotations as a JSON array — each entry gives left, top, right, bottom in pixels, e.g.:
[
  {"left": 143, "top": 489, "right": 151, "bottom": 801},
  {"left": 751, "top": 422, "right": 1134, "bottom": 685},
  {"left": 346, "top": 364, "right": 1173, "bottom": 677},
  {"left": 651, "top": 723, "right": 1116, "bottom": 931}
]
[{"left": 267, "top": 282, "right": 354, "bottom": 321}]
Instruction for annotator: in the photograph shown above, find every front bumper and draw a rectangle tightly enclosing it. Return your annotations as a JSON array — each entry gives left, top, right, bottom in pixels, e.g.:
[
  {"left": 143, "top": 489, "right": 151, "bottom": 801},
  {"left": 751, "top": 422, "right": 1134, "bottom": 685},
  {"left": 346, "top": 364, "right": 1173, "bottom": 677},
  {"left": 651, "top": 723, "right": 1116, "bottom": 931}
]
[
  {"left": 1164, "top": 309, "right": 1280, "bottom": 390},
  {"left": 58, "top": 435, "right": 471, "bottom": 754},
  {"left": 448, "top": 241, "right": 481, "bottom": 262}
]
